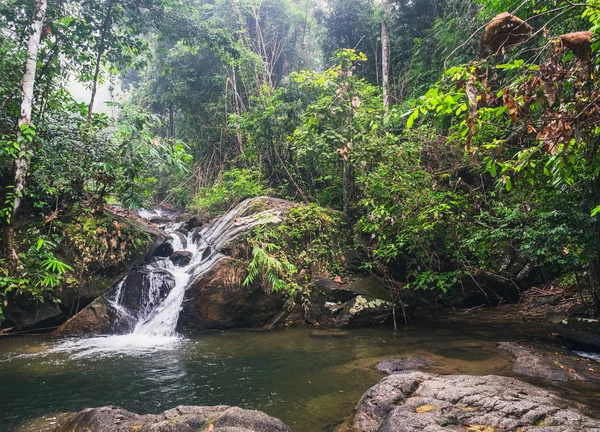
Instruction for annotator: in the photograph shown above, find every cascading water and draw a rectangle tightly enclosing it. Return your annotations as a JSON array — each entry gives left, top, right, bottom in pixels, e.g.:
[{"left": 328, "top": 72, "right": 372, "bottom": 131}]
[{"left": 45, "top": 197, "right": 285, "bottom": 358}]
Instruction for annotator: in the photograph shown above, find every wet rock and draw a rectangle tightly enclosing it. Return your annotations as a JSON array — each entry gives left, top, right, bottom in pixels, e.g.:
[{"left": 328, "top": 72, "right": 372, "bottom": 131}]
[
  {"left": 149, "top": 216, "right": 173, "bottom": 225},
  {"left": 353, "top": 372, "right": 600, "bottom": 432},
  {"left": 190, "top": 226, "right": 203, "bottom": 243},
  {"left": 169, "top": 231, "right": 188, "bottom": 249},
  {"left": 54, "top": 269, "right": 175, "bottom": 336},
  {"left": 554, "top": 318, "right": 600, "bottom": 352},
  {"left": 170, "top": 251, "right": 193, "bottom": 267},
  {"left": 119, "top": 269, "right": 175, "bottom": 313},
  {"left": 53, "top": 296, "right": 125, "bottom": 336},
  {"left": 176, "top": 227, "right": 189, "bottom": 236},
  {"left": 498, "top": 341, "right": 600, "bottom": 382},
  {"left": 153, "top": 242, "right": 175, "bottom": 258},
  {"left": 3, "top": 295, "right": 64, "bottom": 330},
  {"left": 53, "top": 405, "right": 290, "bottom": 432},
  {"left": 185, "top": 214, "right": 211, "bottom": 230},
  {"left": 376, "top": 357, "right": 434, "bottom": 374},
  {"left": 178, "top": 258, "right": 285, "bottom": 333}
]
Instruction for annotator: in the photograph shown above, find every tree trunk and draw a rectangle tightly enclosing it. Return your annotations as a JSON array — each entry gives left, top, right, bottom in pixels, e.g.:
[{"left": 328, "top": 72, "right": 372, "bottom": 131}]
[
  {"left": 169, "top": 103, "right": 174, "bottom": 138},
  {"left": 342, "top": 159, "right": 353, "bottom": 217},
  {"left": 6, "top": 0, "right": 48, "bottom": 261},
  {"left": 381, "top": 0, "right": 391, "bottom": 112},
  {"left": 88, "top": 0, "right": 116, "bottom": 123}
]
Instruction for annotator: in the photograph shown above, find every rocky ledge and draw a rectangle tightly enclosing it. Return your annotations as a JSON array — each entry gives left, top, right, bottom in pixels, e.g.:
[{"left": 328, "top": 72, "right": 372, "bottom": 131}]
[
  {"left": 498, "top": 341, "right": 600, "bottom": 383},
  {"left": 52, "top": 405, "right": 290, "bottom": 432},
  {"left": 352, "top": 371, "right": 600, "bottom": 432}
]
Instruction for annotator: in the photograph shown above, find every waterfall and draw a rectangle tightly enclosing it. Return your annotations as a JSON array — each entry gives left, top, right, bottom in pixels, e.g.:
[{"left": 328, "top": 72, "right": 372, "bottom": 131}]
[
  {"left": 108, "top": 197, "right": 284, "bottom": 338},
  {"left": 47, "top": 197, "right": 285, "bottom": 358}
]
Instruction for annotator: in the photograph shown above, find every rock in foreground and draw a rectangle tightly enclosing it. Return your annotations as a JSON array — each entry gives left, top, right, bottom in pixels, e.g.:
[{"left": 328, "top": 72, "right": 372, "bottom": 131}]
[
  {"left": 54, "top": 405, "right": 290, "bottom": 432},
  {"left": 353, "top": 371, "right": 600, "bottom": 432}
]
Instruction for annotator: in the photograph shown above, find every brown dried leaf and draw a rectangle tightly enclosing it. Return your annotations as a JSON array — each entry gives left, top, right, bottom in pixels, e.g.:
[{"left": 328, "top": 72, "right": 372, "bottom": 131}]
[
  {"left": 559, "top": 31, "right": 592, "bottom": 63},
  {"left": 478, "top": 12, "right": 532, "bottom": 57}
]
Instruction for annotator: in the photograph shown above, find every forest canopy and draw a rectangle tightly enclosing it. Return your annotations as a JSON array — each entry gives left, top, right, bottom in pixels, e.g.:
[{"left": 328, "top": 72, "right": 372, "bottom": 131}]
[{"left": 3, "top": 0, "right": 600, "bottom": 318}]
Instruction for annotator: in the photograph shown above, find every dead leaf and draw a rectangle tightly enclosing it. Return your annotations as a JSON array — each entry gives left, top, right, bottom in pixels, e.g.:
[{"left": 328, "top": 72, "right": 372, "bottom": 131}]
[
  {"left": 415, "top": 405, "right": 435, "bottom": 413},
  {"left": 333, "top": 275, "right": 344, "bottom": 284},
  {"left": 559, "top": 31, "right": 592, "bottom": 63},
  {"left": 478, "top": 12, "right": 532, "bottom": 57},
  {"left": 463, "top": 425, "right": 495, "bottom": 432}
]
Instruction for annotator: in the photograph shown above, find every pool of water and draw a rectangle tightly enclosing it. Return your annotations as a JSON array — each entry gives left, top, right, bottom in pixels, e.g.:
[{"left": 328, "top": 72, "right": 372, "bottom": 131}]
[{"left": 0, "top": 323, "right": 597, "bottom": 432}]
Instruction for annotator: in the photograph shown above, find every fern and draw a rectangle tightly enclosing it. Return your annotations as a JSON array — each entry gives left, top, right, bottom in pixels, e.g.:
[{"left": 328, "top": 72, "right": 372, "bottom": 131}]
[{"left": 244, "top": 244, "right": 298, "bottom": 294}]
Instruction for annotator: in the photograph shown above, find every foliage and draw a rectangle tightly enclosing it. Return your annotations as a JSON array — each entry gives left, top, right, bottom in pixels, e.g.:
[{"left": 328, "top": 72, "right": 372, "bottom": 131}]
[
  {"left": 190, "top": 168, "right": 269, "bottom": 216},
  {"left": 241, "top": 204, "right": 346, "bottom": 296},
  {"left": 243, "top": 243, "right": 299, "bottom": 294},
  {"left": 0, "top": 229, "right": 73, "bottom": 312}
]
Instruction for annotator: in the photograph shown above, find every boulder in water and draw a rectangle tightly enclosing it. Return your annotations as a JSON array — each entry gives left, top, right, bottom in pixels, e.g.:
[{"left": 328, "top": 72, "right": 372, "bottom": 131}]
[
  {"left": 169, "top": 231, "right": 188, "bottom": 249},
  {"left": 53, "top": 296, "right": 123, "bottom": 336},
  {"left": 153, "top": 242, "right": 175, "bottom": 258},
  {"left": 3, "top": 295, "right": 64, "bottom": 330},
  {"left": 498, "top": 341, "right": 600, "bottom": 382},
  {"left": 119, "top": 269, "right": 175, "bottom": 315},
  {"left": 53, "top": 405, "right": 290, "bottom": 432},
  {"left": 178, "top": 258, "right": 285, "bottom": 333},
  {"left": 170, "top": 250, "right": 193, "bottom": 267},
  {"left": 304, "top": 278, "right": 394, "bottom": 327},
  {"left": 185, "top": 214, "right": 211, "bottom": 230},
  {"left": 554, "top": 317, "right": 600, "bottom": 352},
  {"left": 353, "top": 371, "right": 600, "bottom": 432},
  {"left": 376, "top": 357, "right": 434, "bottom": 374}
]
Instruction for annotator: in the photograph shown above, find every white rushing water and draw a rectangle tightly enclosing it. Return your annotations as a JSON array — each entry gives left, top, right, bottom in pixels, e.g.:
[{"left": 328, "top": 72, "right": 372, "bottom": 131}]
[{"left": 45, "top": 198, "right": 284, "bottom": 358}]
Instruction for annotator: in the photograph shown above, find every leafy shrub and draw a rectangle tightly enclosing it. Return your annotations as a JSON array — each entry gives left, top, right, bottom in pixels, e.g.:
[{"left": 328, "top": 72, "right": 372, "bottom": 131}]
[{"left": 190, "top": 168, "right": 269, "bottom": 215}]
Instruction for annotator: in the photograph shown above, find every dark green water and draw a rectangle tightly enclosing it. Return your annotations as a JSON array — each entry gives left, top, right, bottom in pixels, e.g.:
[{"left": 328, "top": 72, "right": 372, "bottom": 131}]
[{"left": 0, "top": 324, "right": 597, "bottom": 432}]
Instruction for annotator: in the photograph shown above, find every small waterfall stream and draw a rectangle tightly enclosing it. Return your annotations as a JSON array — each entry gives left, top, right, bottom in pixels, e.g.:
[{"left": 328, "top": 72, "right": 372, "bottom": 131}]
[{"left": 48, "top": 197, "right": 285, "bottom": 358}]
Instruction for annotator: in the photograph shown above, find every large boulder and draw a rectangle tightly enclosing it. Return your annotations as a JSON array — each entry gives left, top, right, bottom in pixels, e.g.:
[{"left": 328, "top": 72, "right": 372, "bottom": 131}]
[
  {"left": 53, "top": 296, "right": 125, "bottom": 336},
  {"left": 118, "top": 269, "right": 175, "bottom": 315},
  {"left": 177, "top": 258, "right": 285, "bottom": 333},
  {"left": 353, "top": 371, "right": 600, "bottom": 432},
  {"left": 554, "top": 318, "right": 600, "bottom": 352},
  {"left": 170, "top": 250, "right": 193, "bottom": 267},
  {"left": 302, "top": 278, "right": 393, "bottom": 327},
  {"left": 2, "top": 296, "right": 64, "bottom": 331},
  {"left": 53, "top": 405, "right": 290, "bottom": 432}
]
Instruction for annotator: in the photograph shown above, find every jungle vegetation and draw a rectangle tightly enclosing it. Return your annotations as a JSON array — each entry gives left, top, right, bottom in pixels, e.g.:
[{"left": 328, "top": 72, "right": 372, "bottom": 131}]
[{"left": 2, "top": 0, "right": 600, "bottom": 319}]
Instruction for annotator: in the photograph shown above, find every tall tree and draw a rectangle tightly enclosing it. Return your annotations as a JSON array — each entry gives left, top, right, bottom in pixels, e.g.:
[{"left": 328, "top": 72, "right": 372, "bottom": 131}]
[
  {"left": 7, "top": 0, "right": 48, "bottom": 261},
  {"left": 381, "top": 0, "right": 390, "bottom": 110},
  {"left": 88, "top": 0, "right": 116, "bottom": 123}
]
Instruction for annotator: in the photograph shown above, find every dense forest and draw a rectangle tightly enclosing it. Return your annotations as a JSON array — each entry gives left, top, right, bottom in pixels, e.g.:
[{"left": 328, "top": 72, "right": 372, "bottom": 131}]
[{"left": 2, "top": 0, "right": 600, "bottom": 324}]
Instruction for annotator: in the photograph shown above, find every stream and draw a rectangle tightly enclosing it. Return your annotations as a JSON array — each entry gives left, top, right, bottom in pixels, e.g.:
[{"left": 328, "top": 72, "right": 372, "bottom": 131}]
[{"left": 1, "top": 323, "right": 600, "bottom": 432}]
